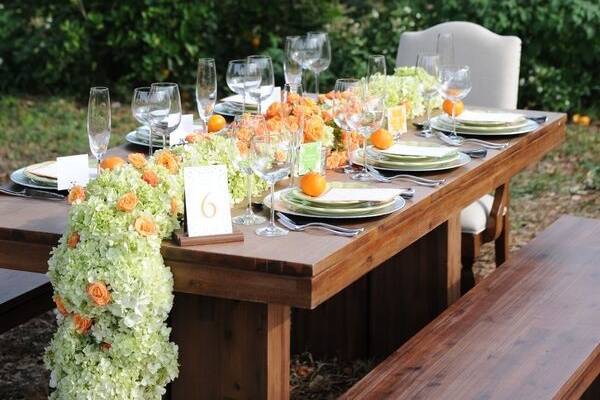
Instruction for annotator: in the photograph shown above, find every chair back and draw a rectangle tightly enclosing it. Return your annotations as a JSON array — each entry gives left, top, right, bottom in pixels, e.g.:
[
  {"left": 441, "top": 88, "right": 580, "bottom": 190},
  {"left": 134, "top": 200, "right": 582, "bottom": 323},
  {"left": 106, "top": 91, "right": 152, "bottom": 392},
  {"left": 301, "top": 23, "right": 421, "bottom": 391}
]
[{"left": 396, "top": 21, "right": 521, "bottom": 109}]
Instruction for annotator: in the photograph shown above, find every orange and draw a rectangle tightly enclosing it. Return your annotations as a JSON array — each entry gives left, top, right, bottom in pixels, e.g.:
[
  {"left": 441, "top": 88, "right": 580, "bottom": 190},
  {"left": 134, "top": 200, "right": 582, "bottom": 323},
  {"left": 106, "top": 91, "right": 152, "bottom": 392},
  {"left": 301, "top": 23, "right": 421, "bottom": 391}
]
[
  {"left": 100, "top": 156, "right": 126, "bottom": 171},
  {"left": 207, "top": 114, "right": 227, "bottom": 133},
  {"left": 299, "top": 172, "right": 327, "bottom": 197},
  {"left": 572, "top": 114, "right": 580, "bottom": 124},
  {"left": 579, "top": 115, "right": 591, "bottom": 127},
  {"left": 370, "top": 128, "right": 394, "bottom": 150},
  {"left": 442, "top": 99, "right": 464, "bottom": 117}
]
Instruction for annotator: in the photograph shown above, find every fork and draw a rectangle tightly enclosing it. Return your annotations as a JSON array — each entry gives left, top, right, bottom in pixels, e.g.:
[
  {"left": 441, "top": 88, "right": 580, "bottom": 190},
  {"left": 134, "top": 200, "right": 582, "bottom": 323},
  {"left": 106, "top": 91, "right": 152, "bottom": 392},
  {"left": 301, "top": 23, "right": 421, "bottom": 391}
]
[
  {"left": 436, "top": 131, "right": 508, "bottom": 149},
  {"left": 278, "top": 217, "right": 360, "bottom": 237},
  {"left": 366, "top": 166, "right": 444, "bottom": 187},
  {"left": 276, "top": 212, "right": 364, "bottom": 235}
]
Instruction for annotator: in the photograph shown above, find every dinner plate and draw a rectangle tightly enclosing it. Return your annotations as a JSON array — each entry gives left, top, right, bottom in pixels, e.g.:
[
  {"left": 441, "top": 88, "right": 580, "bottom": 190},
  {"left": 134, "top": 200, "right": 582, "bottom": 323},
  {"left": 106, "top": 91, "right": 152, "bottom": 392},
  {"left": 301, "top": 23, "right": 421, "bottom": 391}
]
[
  {"left": 264, "top": 189, "right": 406, "bottom": 220},
  {"left": 214, "top": 102, "right": 243, "bottom": 117},
  {"left": 125, "top": 131, "right": 165, "bottom": 148},
  {"left": 11, "top": 167, "right": 59, "bottom": 190},
  {"left": 430, "top": 116, "right": 539, "bottom": 136},
  {"left": 366, "top": 148, "right": 460, "bottom": 166},
  {"left": 354, "top": 150, "right": 471, "bottom": 172},
  {"left": 281, "top": 190, "right": 395, "bottom": 215},
  {"left": 435, "top": 115, "right": 532, "bottom": 132},
  {"left": 454, "top": 110, "right": 527, "bottom": 126}
]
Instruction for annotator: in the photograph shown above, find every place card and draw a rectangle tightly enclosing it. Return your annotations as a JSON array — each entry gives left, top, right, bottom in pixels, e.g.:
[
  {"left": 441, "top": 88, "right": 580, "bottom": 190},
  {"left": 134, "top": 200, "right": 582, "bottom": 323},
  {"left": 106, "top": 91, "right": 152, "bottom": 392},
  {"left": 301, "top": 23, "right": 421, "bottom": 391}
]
[
  {"left": 318, "top": 188, "right": 402, "bottom": 203},
  {"left": 297, "top": 142, "right": 322, "bottom": 175},
  {"left": 183, "top": 165, "right": 233, "bottom": 238},
  {"left": 56, "top": 154, "right": 90, "bottom": 190},
  {"left": 387, "top": 104, "right": 407, "bottom": 136},
  {"left": 170, "top": 114, "right": 195, "bottom": 146}
]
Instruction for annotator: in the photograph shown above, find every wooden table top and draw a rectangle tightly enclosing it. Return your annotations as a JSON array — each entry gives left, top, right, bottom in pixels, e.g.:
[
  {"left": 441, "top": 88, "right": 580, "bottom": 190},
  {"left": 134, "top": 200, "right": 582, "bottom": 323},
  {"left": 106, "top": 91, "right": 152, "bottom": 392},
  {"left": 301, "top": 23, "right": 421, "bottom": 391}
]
[
  {"left": 0, "top": 110, "right": 566, "bottom": 308},
  {"left": 342, "top": 215, "right": 600, "bottom": 400}
]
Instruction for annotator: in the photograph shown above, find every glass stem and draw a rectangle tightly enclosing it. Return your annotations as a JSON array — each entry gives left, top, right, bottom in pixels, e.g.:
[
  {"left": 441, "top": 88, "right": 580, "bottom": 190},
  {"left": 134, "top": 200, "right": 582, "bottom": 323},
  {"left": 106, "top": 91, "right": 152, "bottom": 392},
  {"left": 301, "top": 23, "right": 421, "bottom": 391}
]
[
  {"left": 425, "top": 96, "right": 431, "bottom": 132},
  {"left": 246, "top": 174, "right": 255, "bottom": 216},
  {"left": 362, "top": 136, "right": 368, "bottom": 172},
  {"left": 148, "top": 123, "right": 153, "bottom": 156},
  {"left": 314, "top": 72, "right": 319, "bottom": 96},
  {"left": 452, "top": 103, "right": 456, "bottom": 137},
  {"left": 242, "top": 90, "right": 246, "bottom": 115},
  {"left": 269, "top": 182, "right": 276, "bottom": 229}
]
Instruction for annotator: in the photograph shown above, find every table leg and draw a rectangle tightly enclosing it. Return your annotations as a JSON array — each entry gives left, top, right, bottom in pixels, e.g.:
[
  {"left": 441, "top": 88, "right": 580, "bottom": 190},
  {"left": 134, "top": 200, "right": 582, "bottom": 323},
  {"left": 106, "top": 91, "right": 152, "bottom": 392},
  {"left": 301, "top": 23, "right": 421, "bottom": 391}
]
[{"left": 170, "top": 293, "right": 290, "bottom": 399}]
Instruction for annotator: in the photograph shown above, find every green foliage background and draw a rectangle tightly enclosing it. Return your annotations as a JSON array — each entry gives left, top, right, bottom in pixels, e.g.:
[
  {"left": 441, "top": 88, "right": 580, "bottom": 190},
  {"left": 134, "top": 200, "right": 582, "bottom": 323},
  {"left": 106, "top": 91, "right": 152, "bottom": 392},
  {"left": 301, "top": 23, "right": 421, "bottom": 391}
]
[{"left": 1, "top": 0, "right": 598, "bottom": 114}]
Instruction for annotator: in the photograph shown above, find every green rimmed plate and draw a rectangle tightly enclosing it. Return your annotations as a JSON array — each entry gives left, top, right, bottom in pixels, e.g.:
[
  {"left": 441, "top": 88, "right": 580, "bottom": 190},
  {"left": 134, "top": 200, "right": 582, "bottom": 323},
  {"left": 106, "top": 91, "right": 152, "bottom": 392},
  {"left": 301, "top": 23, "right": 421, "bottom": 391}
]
[
  {"left": 281, "top": 190, "right": 395, "bottom": 215},
  {"left": 11, "top": 167, "right": 58, "bottom": 190},
  {"left": 430, "top": 116, "right": 539, "bottom": 136},
  {"left": 354, "top": 150, "right": 471, "bottom": 172},
  {"left": 290, "top": 181, "right": 388, "bottom": 207},
  {"left": 364, "top": 148, "right": 461, "bottom": 167}
]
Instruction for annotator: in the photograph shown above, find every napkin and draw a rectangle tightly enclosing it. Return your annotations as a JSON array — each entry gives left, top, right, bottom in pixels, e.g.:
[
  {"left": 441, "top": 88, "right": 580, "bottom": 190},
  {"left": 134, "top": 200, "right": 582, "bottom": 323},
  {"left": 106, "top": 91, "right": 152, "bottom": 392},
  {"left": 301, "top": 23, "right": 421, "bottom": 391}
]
[
  {"left": 28, "top": 161, "right": 59, "bottom": 179},
  {"left": 456, "top": 110, "right": 525, "bottom": 124},
  {"left": 381, "top": 144, "right": 456, "bottom": 158},
  {"left": 221, "top": 87, "right": 281, "bottom": 110},
  {"left": 317, "top": 188, "right": 402, "bottom": 203},
  {"left": 169, "top": 114, "right": 195, "bottom": 146}
]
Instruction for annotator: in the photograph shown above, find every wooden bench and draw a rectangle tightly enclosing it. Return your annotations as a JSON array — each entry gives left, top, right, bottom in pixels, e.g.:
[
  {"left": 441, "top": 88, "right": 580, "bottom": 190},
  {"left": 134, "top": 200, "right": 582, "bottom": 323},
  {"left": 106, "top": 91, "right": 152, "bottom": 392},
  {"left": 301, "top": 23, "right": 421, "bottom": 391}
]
[
  {"left": 342, "top": 215, "right": 600, "bottom": 400},
  {"left": 0, "top": 268, "right": 53, "bottom": 333}
]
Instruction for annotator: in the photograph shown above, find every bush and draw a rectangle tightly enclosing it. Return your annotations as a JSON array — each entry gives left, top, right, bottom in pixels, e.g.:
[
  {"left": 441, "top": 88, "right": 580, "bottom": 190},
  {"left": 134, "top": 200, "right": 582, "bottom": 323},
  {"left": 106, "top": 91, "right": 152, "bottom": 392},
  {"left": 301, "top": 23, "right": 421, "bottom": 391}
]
[{"left": 0, "top": 0, "right": 598, "bottom": 115}]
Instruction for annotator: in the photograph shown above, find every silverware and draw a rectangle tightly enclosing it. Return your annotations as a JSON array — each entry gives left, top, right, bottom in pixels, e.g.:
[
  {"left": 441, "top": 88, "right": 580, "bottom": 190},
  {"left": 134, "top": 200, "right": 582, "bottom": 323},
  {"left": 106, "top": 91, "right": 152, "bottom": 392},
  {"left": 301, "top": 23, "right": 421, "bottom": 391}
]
[
  {"left": 461, "top": 148, "right": 488, "bottom": 158},
  {"left": 366, "top": 166, "right": 444, "bottom": 188},
  {"left": 436, "top": 131, "right": 508, "bottom": 149},
  {"left": 0, "top": 185, "right": 66, "bottom": 201},
  {"left": 278, "top": 217, "right": 360, "bottom": 237},
  {"left": 527, "top": 115, "right": 547, "bottom": 123},
  {"left": 276, "top": 212, "right": 364, "bottom": 235}
]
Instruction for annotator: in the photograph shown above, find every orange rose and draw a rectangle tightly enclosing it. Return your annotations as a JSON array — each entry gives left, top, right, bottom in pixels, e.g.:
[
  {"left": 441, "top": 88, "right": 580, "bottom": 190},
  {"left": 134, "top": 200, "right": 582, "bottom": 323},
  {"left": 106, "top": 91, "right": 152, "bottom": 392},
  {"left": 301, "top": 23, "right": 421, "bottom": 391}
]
[
  {"left": 73, "top": 314, "right": 92, "bottom": 334},
  {"left": 303, "top": 115, "right": 325, "bottom": 142},
  {"left": 155, "top": 150, "right": 179, "bottom": 174},
  {"left": 67, "top": 232, "right": 80, "bottom": 249},
  {"left": 100, "top": 342, "right": 112, "bottom": 351},
  {"left": 67, "top": 185, "right": 86, "bottom": 205},
  {"left": 326, "top": 150, "right": 347, "bottom": 170},
  {"left": 321, "top": 110, "right": 333, "bottom": 123},
  {"left": 87, "top": 281, "right": 111, "bottom": 306},
  {"left": 53, "top": 295, "right": 69, "bottom": 316},
  {"left": 185, "top": 133, "right": 201, "bottom": 144},
  {"left": 127, "top": 153, "right": 147, "bottom": 170},
  {"left": 134, "top": 215, "right": 157, "bottom": 237},
  {"left": 265, "top": 102, "right": 283, "bottom": 120},
  {"left": 142, "top": 170, "right": 160, "bottom": 187},
  {"left": 170, "top": 197, "right": 181, "bottom": 215},
  {"left": 117, "top": 192, "right": 138, "bottom": 212},
  {"left": 266, "top": 118, "right": 283, "bottom": 133}
]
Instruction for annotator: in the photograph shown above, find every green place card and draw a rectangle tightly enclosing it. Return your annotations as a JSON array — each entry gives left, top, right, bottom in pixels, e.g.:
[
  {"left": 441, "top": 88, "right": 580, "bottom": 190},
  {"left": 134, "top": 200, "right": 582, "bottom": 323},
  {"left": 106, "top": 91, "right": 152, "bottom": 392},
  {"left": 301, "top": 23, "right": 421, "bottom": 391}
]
[{"left": 297, "top": 142, "right": 322, "bottom": 175}]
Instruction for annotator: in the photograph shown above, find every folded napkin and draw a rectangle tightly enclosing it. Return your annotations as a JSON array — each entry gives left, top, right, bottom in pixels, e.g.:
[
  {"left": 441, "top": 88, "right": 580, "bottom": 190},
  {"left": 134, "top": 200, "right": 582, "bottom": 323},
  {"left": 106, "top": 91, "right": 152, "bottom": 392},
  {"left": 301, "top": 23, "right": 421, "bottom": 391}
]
[
  {"left": 221, "top": 87, "right": 281, "bottom": 110},
  {"left": 456, "top": 110, "right": 525, "bottom": 124},
  {"left": 380, "top": 144, "right": 456, "bottom": 158},
  {"left": 27, "top": 161, "right": 58, "bottom": 180},
  {"left": 317, "top": 188, "right": 402, "bottom": 203}
]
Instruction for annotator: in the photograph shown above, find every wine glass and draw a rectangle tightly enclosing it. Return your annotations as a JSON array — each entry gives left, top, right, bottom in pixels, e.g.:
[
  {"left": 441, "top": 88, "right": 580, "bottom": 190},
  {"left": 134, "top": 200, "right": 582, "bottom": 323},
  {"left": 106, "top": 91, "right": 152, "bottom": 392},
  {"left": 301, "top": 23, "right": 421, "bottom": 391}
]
[
  {"left": 367, "top": 54, "right": 387, "bottom": 82},
  {"left": 196, "top": 58, "right": 217, "bottom": 133},
  {"left": 345, "top": 83, "right": 385, "bottom": 181},
  {"left": 250, "top": 129, "right": 293, "bottom": 237},
  {"left": 438, "top": 65, "right": 472, "bottom": 137},
  {"left": 131, "top": 87, "right": 153, "bottom": 155},
  {"left": 281, "top": 83, "right": 304, "bottom": 186},
  {"left": 415, "top": 53, "right": 440, "bottom": 138},
  {"left": 307, "top": 31, "right": 331, "bottom": 96},
  {"left": 150, "top": 82, "right": 182, "bottom": 148},
  {"left": 332, "top": 78, "right": 359, "bottom": 173},
  {"left": 87, "top": 87, "right": 111, "bottom": 172},
  {"left": 284, "top": 36, "right": 303, "bottom": 89},
  {"left": 291, "top": 35, "right": 320, "bottom": 92},
  {"left": 227, "top": 115, "right": 267, "bottom": 226},
  {"left": 436, "top": 32, "right": 455, "bottom": 66},
  {"left": 246, "top": 55, "right": 274, "bottom": 115}
]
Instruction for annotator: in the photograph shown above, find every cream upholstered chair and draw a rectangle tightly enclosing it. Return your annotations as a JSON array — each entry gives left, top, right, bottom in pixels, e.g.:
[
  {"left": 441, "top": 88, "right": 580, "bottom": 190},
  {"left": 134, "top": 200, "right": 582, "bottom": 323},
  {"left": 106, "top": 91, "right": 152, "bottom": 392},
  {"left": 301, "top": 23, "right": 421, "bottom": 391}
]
[{"left": 396, "top": 21, "right": 521, "bottom": 293}]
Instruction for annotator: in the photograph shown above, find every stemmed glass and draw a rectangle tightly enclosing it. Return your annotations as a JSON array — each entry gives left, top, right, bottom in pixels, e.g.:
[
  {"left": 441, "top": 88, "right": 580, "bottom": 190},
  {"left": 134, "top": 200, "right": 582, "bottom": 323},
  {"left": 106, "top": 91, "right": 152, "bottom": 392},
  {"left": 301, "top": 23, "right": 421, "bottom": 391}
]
[
  {"left": 436, "top": 33, "right": 455, "bottom": 66},
  {"left": 332, "top": 78, "right": 359, "bottom": 173},
  {"left": 150, "top": 82, "right": 182, "bottom": 148},
  {"left": 227, "top": 115, "right": 267, "bottom": 225},
  {"left": 415, "top": 53, "right": 440, "bottom": 138},
  {"left": 226, "top": 59, "right": 260, "bottom": 115},
  {"left": 307, "top": 31, "right": 331, "bottom": 96},
  {"left": 196, "top": 58, "right": 217, "bottom": 133},
  {"left": 367, "top": 54, "right": 387, "bottom": 83},
  {"left": 87, "top": 87, "right": 111, "bottom": 172},
  {"left": 131, "top": 87, "right": 153, "bottom": 155},
  {"left": 247, "top": 55, "right": 274, "bottom": 115},
  {"left": 291, "top": 35, "right": 320, "bottom": 91},
  {"left": 250, "top": 128, "right": 293, "bottom": 237},
  {"left": 345, "top": 83, "right": 385, "bottom": 181},
  {"left": 284, "top": 36, "right": 303, "bottom": 89},
  {"left": 281, "top": 83, "right": 304, "bottom": 187},
  {"left": 438, "top": 65, "right": 472, "bottom": 137}
]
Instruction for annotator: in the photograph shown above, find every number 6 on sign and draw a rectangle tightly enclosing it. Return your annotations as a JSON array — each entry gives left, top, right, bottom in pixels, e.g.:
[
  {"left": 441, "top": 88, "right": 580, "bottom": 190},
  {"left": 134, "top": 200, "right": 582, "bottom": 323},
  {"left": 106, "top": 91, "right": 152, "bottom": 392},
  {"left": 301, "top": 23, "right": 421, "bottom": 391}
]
[{"left": 183, "top": 165, "right": 233, "bottom": 237}]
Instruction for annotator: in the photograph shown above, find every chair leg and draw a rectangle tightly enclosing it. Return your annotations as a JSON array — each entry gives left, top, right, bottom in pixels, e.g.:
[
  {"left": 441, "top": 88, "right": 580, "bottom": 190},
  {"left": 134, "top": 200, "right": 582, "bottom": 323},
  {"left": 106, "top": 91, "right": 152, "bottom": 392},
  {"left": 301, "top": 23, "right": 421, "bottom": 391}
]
[
  {"left": 494, "top": 211, "right": 510, "bottom": 266},
  {"left": 461, "top": 256, "right": 476, "bottom": 294},
  {"left": 461, "top": 233, "right": 479, "bottom": 294}
]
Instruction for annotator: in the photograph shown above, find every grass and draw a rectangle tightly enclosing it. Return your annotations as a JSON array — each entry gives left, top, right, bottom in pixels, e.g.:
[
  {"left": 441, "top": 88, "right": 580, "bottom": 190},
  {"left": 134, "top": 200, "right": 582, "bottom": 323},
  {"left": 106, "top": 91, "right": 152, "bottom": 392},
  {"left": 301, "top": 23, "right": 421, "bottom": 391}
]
[{"left": 0, "top": 96, "right": 598, "bottom": 399}]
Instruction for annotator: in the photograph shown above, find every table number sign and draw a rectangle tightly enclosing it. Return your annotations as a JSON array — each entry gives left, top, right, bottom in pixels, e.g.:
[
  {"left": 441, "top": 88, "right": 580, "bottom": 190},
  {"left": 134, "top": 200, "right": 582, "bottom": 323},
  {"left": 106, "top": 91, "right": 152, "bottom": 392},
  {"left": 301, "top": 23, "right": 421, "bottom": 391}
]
[
  {"left": 387, "top": 104, "right": 408, "bottom": 136},
  {"left": 183, "top": 165, "right": 233, "bottom": 238},
  {"left": 56, "top": 154, "right": 91, "bottom": 190},
  {"left": 297, "top": 141, "right": 323, "bottom": 175}
]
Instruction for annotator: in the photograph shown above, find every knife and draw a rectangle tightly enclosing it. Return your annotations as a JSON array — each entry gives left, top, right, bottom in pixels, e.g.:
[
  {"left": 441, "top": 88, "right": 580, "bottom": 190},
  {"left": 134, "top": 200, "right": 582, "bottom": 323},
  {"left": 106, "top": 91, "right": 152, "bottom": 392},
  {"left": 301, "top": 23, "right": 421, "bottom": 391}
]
[{"left": 0, "top": 184, "right": 66, "bottom": 201}]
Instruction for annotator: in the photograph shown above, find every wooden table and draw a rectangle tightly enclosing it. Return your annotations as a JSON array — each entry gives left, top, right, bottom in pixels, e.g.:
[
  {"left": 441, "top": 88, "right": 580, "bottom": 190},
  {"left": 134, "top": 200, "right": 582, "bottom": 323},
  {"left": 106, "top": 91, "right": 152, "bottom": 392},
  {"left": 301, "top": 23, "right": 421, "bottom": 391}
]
[{"left": 0, "top": 111, "right": 565, "bottom": 399}]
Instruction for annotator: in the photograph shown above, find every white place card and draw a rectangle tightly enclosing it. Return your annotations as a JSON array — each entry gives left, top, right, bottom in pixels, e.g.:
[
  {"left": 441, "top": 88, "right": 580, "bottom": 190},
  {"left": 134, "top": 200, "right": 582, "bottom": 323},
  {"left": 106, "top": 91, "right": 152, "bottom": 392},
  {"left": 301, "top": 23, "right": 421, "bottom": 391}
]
[
  {"left": 318, "top": 188, "right": 402, "bottom": 203},
  {"left": 183, "top": 165, "right": 233, "bottom": 237},
  {"left": 170, "top": 114, "right": 195, "bottom": 146},
  {"left": 56, "top": 154, "right": 90, "bottom": 190}
]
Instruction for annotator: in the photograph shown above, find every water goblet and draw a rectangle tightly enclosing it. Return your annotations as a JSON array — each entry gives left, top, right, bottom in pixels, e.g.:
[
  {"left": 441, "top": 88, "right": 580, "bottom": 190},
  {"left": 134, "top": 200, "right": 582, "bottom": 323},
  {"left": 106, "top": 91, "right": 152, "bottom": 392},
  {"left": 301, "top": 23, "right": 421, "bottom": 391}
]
[
  {"left": 332, "top": 78, "right": 359, "bottom": 173},
  {"left": 150, "top": 82, "right": 182, "bottom": 148},
  {"left": 247, "top": 55, "right": 274, "bottom": 115},
  {"left": 306, "top": 31, "right": 331, "bottom": 96},
  {"left": 284, "top": 36, "right": 303, "bottom": 90},
  {"left": 438, "top": 65, "right": 471, "bottom": 137},
  {"left": 131, "top": 87, "right": 153, "bottom": 155},
  {"left": 415, "top": 53, "right": 440, "bottom": 138}
]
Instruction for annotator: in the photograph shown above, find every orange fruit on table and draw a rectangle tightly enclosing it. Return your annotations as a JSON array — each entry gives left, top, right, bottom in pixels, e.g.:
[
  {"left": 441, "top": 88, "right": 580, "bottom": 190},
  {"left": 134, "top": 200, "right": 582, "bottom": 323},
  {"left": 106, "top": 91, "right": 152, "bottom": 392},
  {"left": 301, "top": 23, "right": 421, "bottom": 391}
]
[
  {"left": 207, "top": 114, "right": 227, "bottom": 133},
  {"left": 370, "top": 128, "right": 394, "bottom": 150},
  {"left": 442, "top": 99, "right": 464, "bottom": 117},
  {"left": 299, "top": 172, "right": 327, "bottom": 197},
  {"left": 100, "top": 156, "right": 126, "bottom": 171}
]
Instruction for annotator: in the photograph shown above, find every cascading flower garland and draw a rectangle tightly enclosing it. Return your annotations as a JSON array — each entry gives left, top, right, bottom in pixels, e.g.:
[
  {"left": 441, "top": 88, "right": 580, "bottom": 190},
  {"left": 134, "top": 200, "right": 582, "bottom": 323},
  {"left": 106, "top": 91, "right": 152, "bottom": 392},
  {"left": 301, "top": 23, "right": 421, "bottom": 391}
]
[{"left": 44, "top": 135, "right": 266, "bottom": 399}]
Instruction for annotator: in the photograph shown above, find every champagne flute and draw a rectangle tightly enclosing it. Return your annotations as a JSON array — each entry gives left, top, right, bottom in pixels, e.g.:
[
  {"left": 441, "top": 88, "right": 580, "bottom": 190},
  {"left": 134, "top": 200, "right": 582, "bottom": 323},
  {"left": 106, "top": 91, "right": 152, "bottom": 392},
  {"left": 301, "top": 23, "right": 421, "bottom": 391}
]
[
  {"left": 438, "top": 65, "right": 472, "bottom": 137},
  {"left": 332, "top": 78, "right": 359, "bottom": 173},
  {"left": 307, "top": 31, "right": 331, "bottom": 96},
  {"left": 281, "top": 83, "right": 304, "bottom": 186},
  {"left": 284, "top": 36, "right": 303, "bottom": 89},
  {"left": 415, "top": 53, "right": 440, "bottom": 138},
  {"left": 131, "top": 87, "right": 153, "bottom": 155},
  {"left": 150, "top": 82, "right": 182, "bottom": 148},
  {"left": 196, "top": 58, "right": 217, "bottom": 133},
  {"left": 247, "top": 55, "right": 274, "bottom": 115},
  {"left": 436, "top": 33, "right": 455, "bottom": 66},
  {"left": 227, "top": 115, "right": 266, "bottom": 225},
  {"left": 251, "top": 129, "right": 293, "bottom": 237},
  {"left": 87, "top": 87, "right": 111, "bottom": 172}
]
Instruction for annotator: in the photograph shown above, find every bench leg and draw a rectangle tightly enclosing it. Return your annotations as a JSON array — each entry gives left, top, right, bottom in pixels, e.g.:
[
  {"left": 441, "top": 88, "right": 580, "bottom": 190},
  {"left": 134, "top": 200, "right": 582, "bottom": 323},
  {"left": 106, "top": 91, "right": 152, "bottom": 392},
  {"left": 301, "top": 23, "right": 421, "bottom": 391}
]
[{"left": 494, "top": 211, "right": 510, "bottom": 266}]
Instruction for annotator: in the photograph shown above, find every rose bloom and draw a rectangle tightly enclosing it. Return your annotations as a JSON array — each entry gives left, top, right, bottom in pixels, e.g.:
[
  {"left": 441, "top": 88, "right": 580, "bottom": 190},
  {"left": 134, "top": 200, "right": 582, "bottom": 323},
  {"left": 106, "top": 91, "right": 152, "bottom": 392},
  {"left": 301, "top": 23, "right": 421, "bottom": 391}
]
[
  {"left": 135, "top": 215, "right": 157, "bottom": 237},
  {"left": 100, "top": 342, "right": 112, "bottom": 351},
  {"left": 185, "top": 133, "right": 201, "bottom": 144},
  {"left": 67, "top": 232, "right": 80, "bottom": 249},
  {"left": 127, "top": 153, "right": 147, "bottom": 169},
  {"left": 87, "top": 281, "right": 111, "bottom": 306},
  {"left": 170, "top": 197, "right": 181, "bottom": 215},
  {"left": 117, "top": 192, "right": 138, "bottom": 212},
  {"left": 321, "top": 110, "right": 333, "bottom": 123},
  {"left": 155, "top": 150, "right": 179, "bottom": 174},
  {"left": 265, "top": 102, "right": 283, "bottom": 120},
  {"left": 67, "top": 185, "right": 86, "bottom": 205},
  {"left": 53, "top": 295, "right": 69, "bottom": 316},
  {"left": 142, "top": 169, "right": 160, "bottom": 187},
  {"left": 303, "top": 115, "right": 325, "bottom": 143},
  {"left": 73, "top": 314, "right": 92, "bottom": 334}
]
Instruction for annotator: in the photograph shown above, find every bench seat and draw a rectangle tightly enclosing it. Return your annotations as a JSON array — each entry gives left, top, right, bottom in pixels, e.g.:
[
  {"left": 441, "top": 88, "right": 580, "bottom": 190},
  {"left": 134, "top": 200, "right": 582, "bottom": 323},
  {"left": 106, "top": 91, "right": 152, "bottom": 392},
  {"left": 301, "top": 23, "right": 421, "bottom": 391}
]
[{"left": 342, "top": 215, "right": 600, "bottom": 400}]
